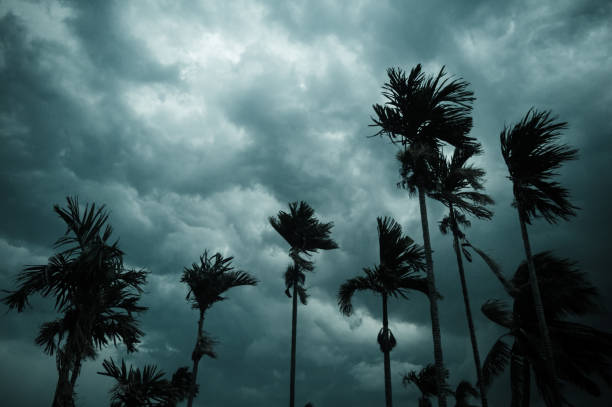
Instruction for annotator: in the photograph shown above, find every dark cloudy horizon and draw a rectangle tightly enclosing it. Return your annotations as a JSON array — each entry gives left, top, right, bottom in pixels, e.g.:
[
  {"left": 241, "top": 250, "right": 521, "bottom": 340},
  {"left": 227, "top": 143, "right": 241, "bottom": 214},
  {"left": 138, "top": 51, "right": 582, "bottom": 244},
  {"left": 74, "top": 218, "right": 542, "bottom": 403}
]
[{"left": 1, "top": 0, "right": 611, "bottom": 406}]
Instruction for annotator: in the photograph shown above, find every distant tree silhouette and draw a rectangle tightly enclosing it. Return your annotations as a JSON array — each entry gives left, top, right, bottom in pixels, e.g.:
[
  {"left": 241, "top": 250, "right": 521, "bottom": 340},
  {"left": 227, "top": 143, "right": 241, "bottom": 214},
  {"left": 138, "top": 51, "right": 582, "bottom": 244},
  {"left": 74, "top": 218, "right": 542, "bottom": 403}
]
[
  {"left": 481, "top": 252, "right": 612, "bottom": 406},
  {"left": 2, "top": 197, "right": 148, "bottom": 407},
  {"left": 269, "top": 201, "right": 338, "bottom": 407},
  {"left": 500, "top": 109, "right": 579, "bottom": 404},
  {"left": 403, "top": 364, "right": 450, "bottom": 407},
  {"left": 339, "top": 217, "right": 428, "bottom": 407},
  {"left": 98, "top": 358, "right": 192, "bottom": 406},
  {"left": 181, "top": 251, "right": 257, "bottom": 407},
  {"left": 371, "top": 64, "right": 476, "bottom": 407},
  {"left": 430, "top": 144, "right": 493, "bottom": 407}
]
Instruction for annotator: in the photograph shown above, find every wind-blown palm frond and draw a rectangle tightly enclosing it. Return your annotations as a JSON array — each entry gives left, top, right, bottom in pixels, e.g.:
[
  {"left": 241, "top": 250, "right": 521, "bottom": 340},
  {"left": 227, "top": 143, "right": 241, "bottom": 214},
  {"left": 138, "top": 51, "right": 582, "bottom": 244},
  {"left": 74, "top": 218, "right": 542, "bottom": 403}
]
[
  {"left": 403, "top": 364, "right": 451, "bottom": 398},
  {"left": 482, "top": 252, "right": 612, "bottom": 405},
  {"left": 453, "top": 381, "right": 479, "bottom": 407},
  {"left": 500, "top": 108, "right": 578, "bottom": 224},
  {"left": 98, "top": 358, "right": 193, "bottom": 407},
  {"left": 181, "top": 251, "right": 257, "bottom": 311}
]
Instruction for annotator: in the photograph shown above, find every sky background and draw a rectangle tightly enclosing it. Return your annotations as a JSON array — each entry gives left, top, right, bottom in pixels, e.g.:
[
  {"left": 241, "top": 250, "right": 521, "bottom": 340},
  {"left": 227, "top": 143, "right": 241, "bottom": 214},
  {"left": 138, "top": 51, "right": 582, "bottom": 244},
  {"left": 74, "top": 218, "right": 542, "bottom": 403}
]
[{"left": 1, "top": 0, "right": 611, "bottom": 406}]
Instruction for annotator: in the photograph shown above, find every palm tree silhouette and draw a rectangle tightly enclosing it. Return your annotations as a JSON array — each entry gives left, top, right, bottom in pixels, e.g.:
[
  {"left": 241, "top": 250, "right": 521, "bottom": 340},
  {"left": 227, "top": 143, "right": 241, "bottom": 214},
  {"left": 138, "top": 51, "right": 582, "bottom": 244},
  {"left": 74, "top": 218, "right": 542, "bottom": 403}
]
[
  {"left": 429, "top": 145, "right": 494, "bottom": 407},
  {"left": 371, "top": 64, "right": 476, "bottom": 407},
  {"left": 481, "top": 252, "right": 612, "bottom": 406},
  {"left": 2, "top": 197, "right": 148, "bottom": 407},
  {"left": 500, "top": 108, "right": 579, "bottom": 404},
  {"left": 403, "top": 364, "right": 450, "bottom": 407},
  {"left": 98, "top": 358, "right": 193, "bottom": 406},
  {"left": 180, "top": 251, "right": 257, "bottom": 407},
  {"left": 269, "top": 201, "right": 338, "bottom": 407},
  {"left": 338, "top": 217, "right": 428, "bottom": 407}
]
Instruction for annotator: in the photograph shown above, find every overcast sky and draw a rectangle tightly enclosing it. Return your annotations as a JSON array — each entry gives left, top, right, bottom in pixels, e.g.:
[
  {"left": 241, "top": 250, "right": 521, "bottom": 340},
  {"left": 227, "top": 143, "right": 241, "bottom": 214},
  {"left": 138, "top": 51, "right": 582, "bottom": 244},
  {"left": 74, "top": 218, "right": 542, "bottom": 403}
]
[{"left": 1, "top": 1, "right": 611, "bottom": 406}]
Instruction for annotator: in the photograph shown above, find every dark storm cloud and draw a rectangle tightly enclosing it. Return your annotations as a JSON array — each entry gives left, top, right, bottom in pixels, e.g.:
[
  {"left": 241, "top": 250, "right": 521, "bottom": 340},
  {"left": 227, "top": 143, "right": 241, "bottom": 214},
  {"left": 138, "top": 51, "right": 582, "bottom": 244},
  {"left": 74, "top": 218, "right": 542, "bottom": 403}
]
[{"left": 1, "top": 0, "right": 611, "bottom": 406}]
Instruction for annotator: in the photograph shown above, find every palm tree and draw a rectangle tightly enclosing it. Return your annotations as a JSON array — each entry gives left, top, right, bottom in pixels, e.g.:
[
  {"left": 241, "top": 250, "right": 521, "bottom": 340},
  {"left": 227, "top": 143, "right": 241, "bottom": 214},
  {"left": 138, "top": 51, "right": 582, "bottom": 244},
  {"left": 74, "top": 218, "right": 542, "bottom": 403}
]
[
  {"left": 269, "top": 201, "right": 337, "bottom": 407},
  {"left": 403, "top": 364, "right": 450, "bottom": 407},
  {"left": 2, "top": 197, "right": 148, "bottom": 407},
  {"left": 98, "top": 358, "right": 193, "bottom": 407},
  {"left": 500, "top": 108, "right": 579, "bottom": 404},
  {"left": 181, "top": 251, "right": 257, "bottom": 407},
  {"left": 481, "top": 252, "right": 612, "bottom": 406},
  {"left": 371, "top": 65, "right": 476, "bottom": 407},
  {"left": 339, "top": 217, "right": 428, "bottom": 407},
  {"left": 429, "top": 145, "right": 494, "bottom": 407}
]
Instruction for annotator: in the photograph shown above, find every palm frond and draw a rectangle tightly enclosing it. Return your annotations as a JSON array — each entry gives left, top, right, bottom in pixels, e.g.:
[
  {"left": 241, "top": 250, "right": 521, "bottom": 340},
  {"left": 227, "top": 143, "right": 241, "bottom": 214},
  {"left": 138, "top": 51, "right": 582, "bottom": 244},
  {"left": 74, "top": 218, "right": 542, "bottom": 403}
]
[
  {"left": 500, "top": 108, "right": 578, "bottom": 224},
  {"left": 337, "top": 274, "right": 375, "bottom": 316},
  {"left": 482, "top": 337, "right": 512, "bottom": 388},
  {"left": 481, "top": 300, "right": 514, "bottom": 328}
]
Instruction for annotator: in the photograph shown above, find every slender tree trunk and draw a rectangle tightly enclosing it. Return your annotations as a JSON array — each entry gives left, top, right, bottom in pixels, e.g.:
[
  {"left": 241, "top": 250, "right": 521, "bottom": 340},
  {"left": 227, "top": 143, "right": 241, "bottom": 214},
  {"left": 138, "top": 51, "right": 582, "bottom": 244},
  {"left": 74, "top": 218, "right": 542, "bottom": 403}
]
[
  {"left": 517, "top": 209, "right": 562, "bottom": 404},
  {"left": 417, "top": 187, "right": 446, "bottom": 407},
  {"left": 449, "top": 207, "right": 488, "bottom": 407},
  {"left": 522, "top": 359, "right": 531, "bottom": 407},
  {"left": 69, "top": 350, "right": 82, "bottom": 394},
  {"left": 382, "top": 293, "right": 393, "bottom": 407},
  {"left": 289, "top": 281, "right": 298, "bottom": 407},
  {"left": 52, "top": 346, "right": 75, "bottom": 407},
  {"left": 187, "top": 311, "right": 205, "bottom": 407}
]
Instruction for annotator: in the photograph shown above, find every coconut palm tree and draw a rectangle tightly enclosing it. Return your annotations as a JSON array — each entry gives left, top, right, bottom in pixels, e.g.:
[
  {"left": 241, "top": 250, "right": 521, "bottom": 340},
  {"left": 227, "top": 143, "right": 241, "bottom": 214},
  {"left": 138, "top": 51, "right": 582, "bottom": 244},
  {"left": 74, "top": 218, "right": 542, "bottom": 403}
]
[
  {"left": 2, "top": 196, "right": 148, "bottom": 407},
  {"left": 500, "top": 108, "right": 579, "bottom": 404},
  {"left": 481, "top": 252, "right": 612, "bottom": 406},
  {"left": 269, "top": 201, "right": 337, "bottom": 407},
  {"left": 98, "top": 358, "right": 193, "bottom": 407},
  {"left": 429, "top": 145, "right": 494, "bottom": 407},
  {"left": 339, "top": 217, "right": 428, "bottom": 407},
  {"left": 371, "top": 65, "right": 476, "bottom": 407},
  {"left": 181, "top": 251, "right": 257, "bottom": 407}
]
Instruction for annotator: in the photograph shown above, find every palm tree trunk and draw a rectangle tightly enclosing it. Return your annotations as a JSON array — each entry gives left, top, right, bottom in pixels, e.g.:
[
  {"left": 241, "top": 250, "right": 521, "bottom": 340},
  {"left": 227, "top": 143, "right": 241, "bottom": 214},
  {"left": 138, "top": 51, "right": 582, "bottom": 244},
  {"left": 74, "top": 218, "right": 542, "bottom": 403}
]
[
  {"left": 187, "top": 311, "right": 205, "bottom": 407},
  {"left": 382, "top": 293, "right": 393, "bottom": 407},
  {"left": 417, "top": 187, "right": 446, "bottom": 407},
  {"left": 289, "top": 281, "right": 298, "bottom": 407},
  {"left": 52, "top": 346, "right": 75, "bottom": 407},
  {"left": 517, "top": 210, "right": 562, "bottom": 404},
  {"left": 69, "top": 352, "right": 82, "bottom": 390},
  {"left": 449, "top": 207, "right": 488, "bottom": 407}
]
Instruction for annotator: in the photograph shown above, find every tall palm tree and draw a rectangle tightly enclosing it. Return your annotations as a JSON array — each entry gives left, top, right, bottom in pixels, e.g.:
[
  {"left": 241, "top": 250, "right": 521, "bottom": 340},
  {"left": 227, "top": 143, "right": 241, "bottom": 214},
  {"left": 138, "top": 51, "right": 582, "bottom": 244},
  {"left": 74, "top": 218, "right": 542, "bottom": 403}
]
[
  {"left": 500, "top": 109, "right": 579, "bottom": 404},
  {"left": 98, "top": 358, "right": 193, "bottom": 407},
  {"left": 269, "top": 201, "right": 337, "bottom": 407},
  {"left": 2, "top": 196, "right": 148, "bottom": 407},
  {"left": 371, "top": 65, "right": 476, "bottom": 407},
  {"left": 481, "top": 252, "right": 612, "bottom": 406},
  {"left": 429, "top": 145, "right": 494, "bottom": 407},
  {"left": 338, "top": 217, "right": 428, "bottom": 407},
  {"left": 181, "top": 251, "right": 257, "bottom": 407}
]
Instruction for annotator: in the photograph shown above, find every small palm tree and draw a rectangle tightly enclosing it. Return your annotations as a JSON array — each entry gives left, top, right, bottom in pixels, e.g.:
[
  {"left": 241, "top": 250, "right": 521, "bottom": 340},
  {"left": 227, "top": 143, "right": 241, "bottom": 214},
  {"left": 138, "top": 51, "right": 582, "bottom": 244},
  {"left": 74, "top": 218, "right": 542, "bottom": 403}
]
[
  {"left": 98, "top": 358, "right": 193, "bottom": 407},
  {"left": 429, "top": 145, "right": 494, "bottom": 407},
  {"left": 181, "top": 251, "right": 257, "bottom": 407},
  {"left": 500, "top": 109, "right": 579, "bottom": 404},
  {"left": 2, "top": 197, "right": 148, "bottom": 407},
  {"left": 339, "top": 217, "right": 428, "bottom": 407},
  {"left": 372, "top": 65, "right": 476, "bottom": 407},
  {"left": 481, "top": 252, "right": 612, "bottom": 406},
  {"left": 269, "top": 201, "right": 338, "bottom": 407},
  {"left": 403, "top": 364, "right": 450, "bottom": 407},
  {"left": 452, "top": 381, "right": 479, "bottom": 407}
]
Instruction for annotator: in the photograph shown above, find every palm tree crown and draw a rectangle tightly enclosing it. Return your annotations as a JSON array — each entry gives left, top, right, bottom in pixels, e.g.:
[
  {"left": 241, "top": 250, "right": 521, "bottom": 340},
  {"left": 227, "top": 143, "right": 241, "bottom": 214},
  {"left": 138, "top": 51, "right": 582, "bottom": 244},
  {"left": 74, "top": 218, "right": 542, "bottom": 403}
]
[
  {"left": 338, "top": 217, "right": 428, "bottom": 317},
  {"left": 481, "top": 252, "right": 612, "bottom": 405},
  {"left": 500, "top": 108, "right": 578, "bottom": 224}
]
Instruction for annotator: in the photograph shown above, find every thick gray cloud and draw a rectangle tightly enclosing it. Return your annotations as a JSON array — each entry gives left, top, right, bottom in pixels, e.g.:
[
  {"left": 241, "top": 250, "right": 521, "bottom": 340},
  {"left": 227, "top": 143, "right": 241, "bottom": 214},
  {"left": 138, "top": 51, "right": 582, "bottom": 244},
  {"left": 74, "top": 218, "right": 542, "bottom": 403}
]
[{"left": 1, "top": 0, "right": 611, "bottom": 406}]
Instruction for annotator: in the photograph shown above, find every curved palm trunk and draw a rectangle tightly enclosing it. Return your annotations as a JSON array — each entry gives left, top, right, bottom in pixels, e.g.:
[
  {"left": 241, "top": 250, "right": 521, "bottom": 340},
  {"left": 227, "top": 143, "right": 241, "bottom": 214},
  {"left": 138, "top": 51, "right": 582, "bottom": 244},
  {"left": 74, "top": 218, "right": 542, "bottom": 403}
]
[
  {"left": 187, "top": 310, "right": 205, "bottom": 407},
  {"left": 517, "top": 210, "right": 562, "bottom": 405},
  {"left": 289, "top": 281, "right": 298, "bottom": 407},
  {"left": 449, "top": 208, "right": 488, "bottom": 407},
  {"left": 382, "top": 293, "right": 393, "bottom": 407},
  {"left": 417, "top": 187, "right": 446, "bottom": 407}
]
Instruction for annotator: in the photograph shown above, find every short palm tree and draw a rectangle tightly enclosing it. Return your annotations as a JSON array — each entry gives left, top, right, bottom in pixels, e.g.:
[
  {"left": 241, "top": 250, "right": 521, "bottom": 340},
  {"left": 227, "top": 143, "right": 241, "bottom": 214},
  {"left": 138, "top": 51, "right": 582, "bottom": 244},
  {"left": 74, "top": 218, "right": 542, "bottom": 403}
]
[
  {"left": 403, "top": 364, "right": 450, "bottom": 407},
  {"left": 339, "top": 217, "right": 428, "bottom": 407},
  {"left": 372, "top": 65, "right": 476, "bottom": 407},
  {"left": 2, "top": 197, "right": 148, "bottom": 407},
  {"left": 500, "top": 108, "right": 579, "bottom": 404},
  {"left": 429, "top": 145, "right": 494, "bottom": 407},
  {"left": 481, "top": 252, "right": 612, "bottom": 406},
  {"left": 181, "top": 251, "right": 257, "bottom": 407},
  {"left": 269, "top": 201, "right": 337, "bottom": 407},
  {"left": 98, "top": 358, "right": 193, "bottom": 407}
]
